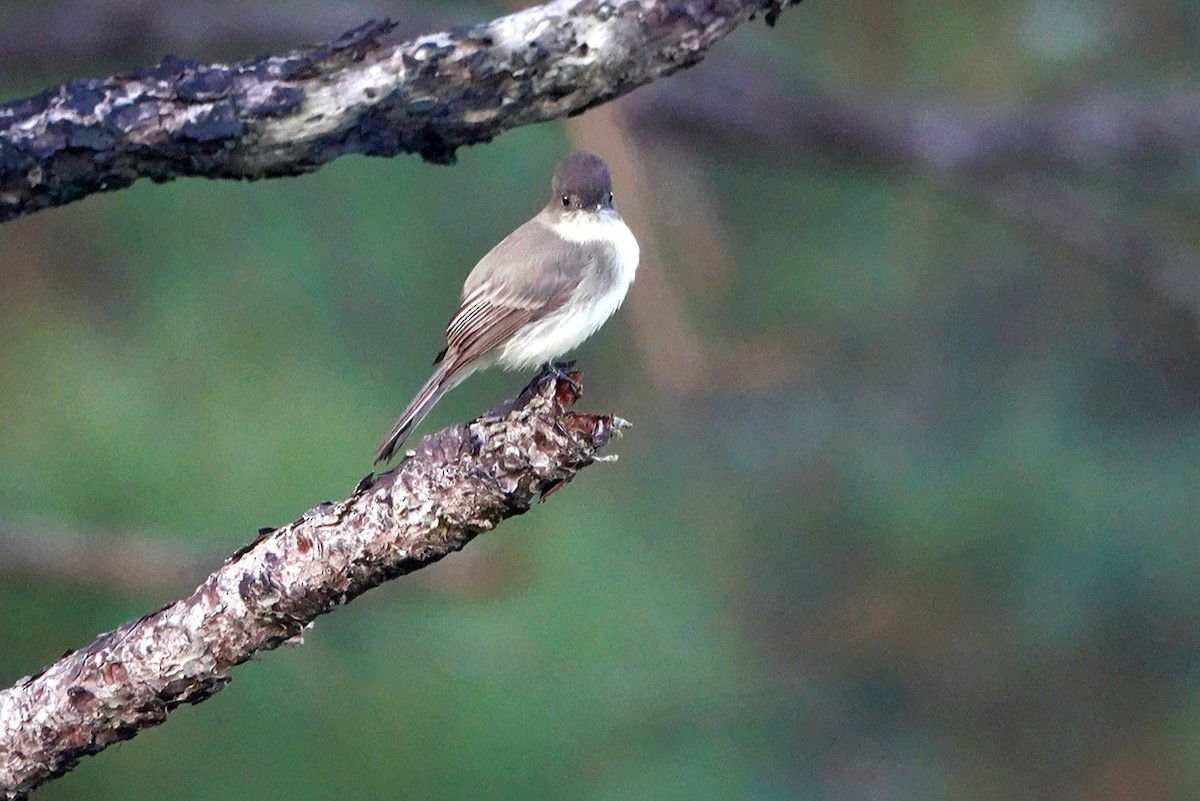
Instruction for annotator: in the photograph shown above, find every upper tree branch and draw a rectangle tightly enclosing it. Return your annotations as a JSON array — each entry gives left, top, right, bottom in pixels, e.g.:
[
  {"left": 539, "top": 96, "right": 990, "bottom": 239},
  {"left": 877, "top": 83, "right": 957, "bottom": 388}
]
[
  {"left": 0, "top": 372, "right": 625, "bottom": 800},
  {"left": 0, "top": 0, "right": 797, "bottom": 223}
]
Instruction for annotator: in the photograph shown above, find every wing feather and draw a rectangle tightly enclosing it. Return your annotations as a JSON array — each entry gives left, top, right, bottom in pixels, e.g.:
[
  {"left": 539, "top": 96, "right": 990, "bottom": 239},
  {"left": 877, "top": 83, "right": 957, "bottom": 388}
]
[{"left": 440, "top": 216, "right": 602, "bottom": 371}]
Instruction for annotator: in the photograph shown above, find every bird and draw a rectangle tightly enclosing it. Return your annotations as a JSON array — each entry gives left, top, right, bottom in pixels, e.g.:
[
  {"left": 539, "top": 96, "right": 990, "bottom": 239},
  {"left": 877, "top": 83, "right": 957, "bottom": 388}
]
[{"left": 374, "top": 152, "right": 640, "bottom": 464}]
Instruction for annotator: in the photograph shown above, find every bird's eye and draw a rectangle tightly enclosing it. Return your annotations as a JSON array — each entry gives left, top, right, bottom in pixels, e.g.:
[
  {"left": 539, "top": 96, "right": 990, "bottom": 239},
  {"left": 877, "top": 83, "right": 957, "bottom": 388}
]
[
  {"left": 561, "top": 194, "right": 570, "bottom": 207},
  {"left": 608, "top": 192, "right": 614, "bottom": 204}
]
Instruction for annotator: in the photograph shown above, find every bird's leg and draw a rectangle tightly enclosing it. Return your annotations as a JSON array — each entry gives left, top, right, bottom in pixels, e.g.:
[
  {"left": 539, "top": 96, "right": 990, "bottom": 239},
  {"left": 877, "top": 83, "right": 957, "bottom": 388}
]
[
  {"left": 536, "top": 360, "right": 583, "bottom": 442},
  {"left": 541, "top": 360, "right": 581, "bottom": 396}
]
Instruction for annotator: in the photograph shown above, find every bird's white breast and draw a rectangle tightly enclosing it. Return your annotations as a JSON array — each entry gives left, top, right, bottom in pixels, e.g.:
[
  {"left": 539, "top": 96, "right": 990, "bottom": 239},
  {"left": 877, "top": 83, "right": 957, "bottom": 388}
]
[
  {"left": 495, "top": 210, "right": 639, "bottom": 370},
  {"left": 552, "top": 210, "right": 641, "bottom": 282}
]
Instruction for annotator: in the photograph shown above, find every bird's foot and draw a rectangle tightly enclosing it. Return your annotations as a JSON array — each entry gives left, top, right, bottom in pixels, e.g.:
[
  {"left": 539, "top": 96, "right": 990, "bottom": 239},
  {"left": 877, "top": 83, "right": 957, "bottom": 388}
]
[{"left": 540, "top": 360, "right": 581, "bottom": 397}]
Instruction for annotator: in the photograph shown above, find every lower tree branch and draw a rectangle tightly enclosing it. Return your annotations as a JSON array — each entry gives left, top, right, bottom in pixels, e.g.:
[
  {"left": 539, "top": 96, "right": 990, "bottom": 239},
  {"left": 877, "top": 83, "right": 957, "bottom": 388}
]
[
  {"left": 0, "top": 370, "right": 626, "bottom": 800},
  {"left": 0, "top": 0, "right": 800, "bottom": 223}
]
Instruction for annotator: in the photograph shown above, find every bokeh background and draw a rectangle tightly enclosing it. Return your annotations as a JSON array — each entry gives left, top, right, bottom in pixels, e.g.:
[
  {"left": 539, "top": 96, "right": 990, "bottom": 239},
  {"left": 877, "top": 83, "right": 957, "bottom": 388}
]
[{"left": 3, "top": 0, "right": 1200, "bottom": 798}]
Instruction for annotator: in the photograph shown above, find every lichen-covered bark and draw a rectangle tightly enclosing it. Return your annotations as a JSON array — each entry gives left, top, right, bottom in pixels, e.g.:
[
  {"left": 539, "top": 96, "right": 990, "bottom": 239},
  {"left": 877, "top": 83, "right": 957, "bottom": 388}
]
[
  {"left": 0, "top": 371, "right": 625, "bottom": 800},
  {"left": 0, "top": 0, "right": 798, "bottom": 223}
]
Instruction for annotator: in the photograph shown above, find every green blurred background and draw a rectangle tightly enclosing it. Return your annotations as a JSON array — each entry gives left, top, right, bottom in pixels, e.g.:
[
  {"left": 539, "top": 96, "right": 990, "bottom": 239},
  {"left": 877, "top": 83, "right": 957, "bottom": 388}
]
[{"left": 4, "top": 0, "right": 1200, "bottom": 798}]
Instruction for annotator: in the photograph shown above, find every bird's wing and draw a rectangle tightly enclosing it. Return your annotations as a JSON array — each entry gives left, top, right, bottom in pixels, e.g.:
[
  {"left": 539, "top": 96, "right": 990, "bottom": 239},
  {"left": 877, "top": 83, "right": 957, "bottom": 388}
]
[
  {"left": 441, "top": 218, "right": 596, "bottom": 372},
  {"left": 443, "top": 295, "right": 543, "bottom": 371}
]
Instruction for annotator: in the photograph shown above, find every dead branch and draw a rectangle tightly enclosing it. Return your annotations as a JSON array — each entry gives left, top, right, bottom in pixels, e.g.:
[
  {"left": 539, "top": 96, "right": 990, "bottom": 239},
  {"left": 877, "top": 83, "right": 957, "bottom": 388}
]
[
  {"left": 0, "top": 370, "right": 626, "bottom": 800},
  {"left": 0, "top": 0, "right": 799, "bottom": 223}
]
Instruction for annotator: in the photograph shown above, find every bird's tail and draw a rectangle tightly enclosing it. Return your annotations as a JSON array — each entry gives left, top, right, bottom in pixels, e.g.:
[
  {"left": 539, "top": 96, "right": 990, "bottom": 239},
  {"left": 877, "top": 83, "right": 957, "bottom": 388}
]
[{"left": 374, "top": 361, "right": 458, "bottom": 464}]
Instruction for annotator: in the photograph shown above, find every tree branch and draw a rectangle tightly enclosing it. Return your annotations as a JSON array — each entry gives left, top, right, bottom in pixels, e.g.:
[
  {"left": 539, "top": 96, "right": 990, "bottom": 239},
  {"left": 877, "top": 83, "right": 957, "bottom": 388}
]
[
  {"left": 0, "top": 0, "right": 799, "bottom": 223},
  {"left": 0, "top": 370, "right": 626, "bottom": 799}
]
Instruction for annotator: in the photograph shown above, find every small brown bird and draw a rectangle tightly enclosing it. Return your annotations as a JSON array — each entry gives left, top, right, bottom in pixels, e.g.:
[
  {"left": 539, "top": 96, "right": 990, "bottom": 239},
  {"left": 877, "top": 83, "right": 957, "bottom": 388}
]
[{"left": 375, "top": 152, "right": 639, "bottom": 463}]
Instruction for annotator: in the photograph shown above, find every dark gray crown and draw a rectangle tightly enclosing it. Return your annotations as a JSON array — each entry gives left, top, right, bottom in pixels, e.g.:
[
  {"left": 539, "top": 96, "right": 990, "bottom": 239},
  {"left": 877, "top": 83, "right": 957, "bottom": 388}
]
[{"left": 550, "top": 152, "right": 614, "bottom": 211}]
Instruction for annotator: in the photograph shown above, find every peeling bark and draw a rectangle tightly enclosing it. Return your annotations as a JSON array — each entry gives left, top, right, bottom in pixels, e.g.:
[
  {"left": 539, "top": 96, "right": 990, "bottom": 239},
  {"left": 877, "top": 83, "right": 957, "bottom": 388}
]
[
  {"left": 0, "top": 0, "right": 799, "bottom": 223},
  {"left": 0, "top": 370, "right": 626, "bottom": 800}
]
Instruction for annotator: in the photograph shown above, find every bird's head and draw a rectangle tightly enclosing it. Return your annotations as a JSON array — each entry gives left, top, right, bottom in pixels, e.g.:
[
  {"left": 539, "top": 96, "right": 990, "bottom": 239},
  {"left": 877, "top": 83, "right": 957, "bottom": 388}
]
[{"left": 550, "top": 152, "right": 615, "bottom": 214}]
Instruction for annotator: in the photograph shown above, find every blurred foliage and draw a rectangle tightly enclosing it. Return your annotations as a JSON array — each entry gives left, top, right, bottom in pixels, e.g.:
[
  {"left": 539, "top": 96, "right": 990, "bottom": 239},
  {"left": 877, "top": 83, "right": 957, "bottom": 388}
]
[{"left": 4, "top": 0, "right": 1200, "bottom": 799}]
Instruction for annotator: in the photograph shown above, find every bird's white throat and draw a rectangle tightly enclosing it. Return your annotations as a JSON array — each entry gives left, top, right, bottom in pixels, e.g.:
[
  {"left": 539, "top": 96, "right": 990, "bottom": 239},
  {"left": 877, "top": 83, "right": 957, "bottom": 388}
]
[{"left": 551, "top": 209, "right": 641, "bottom": 282}]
